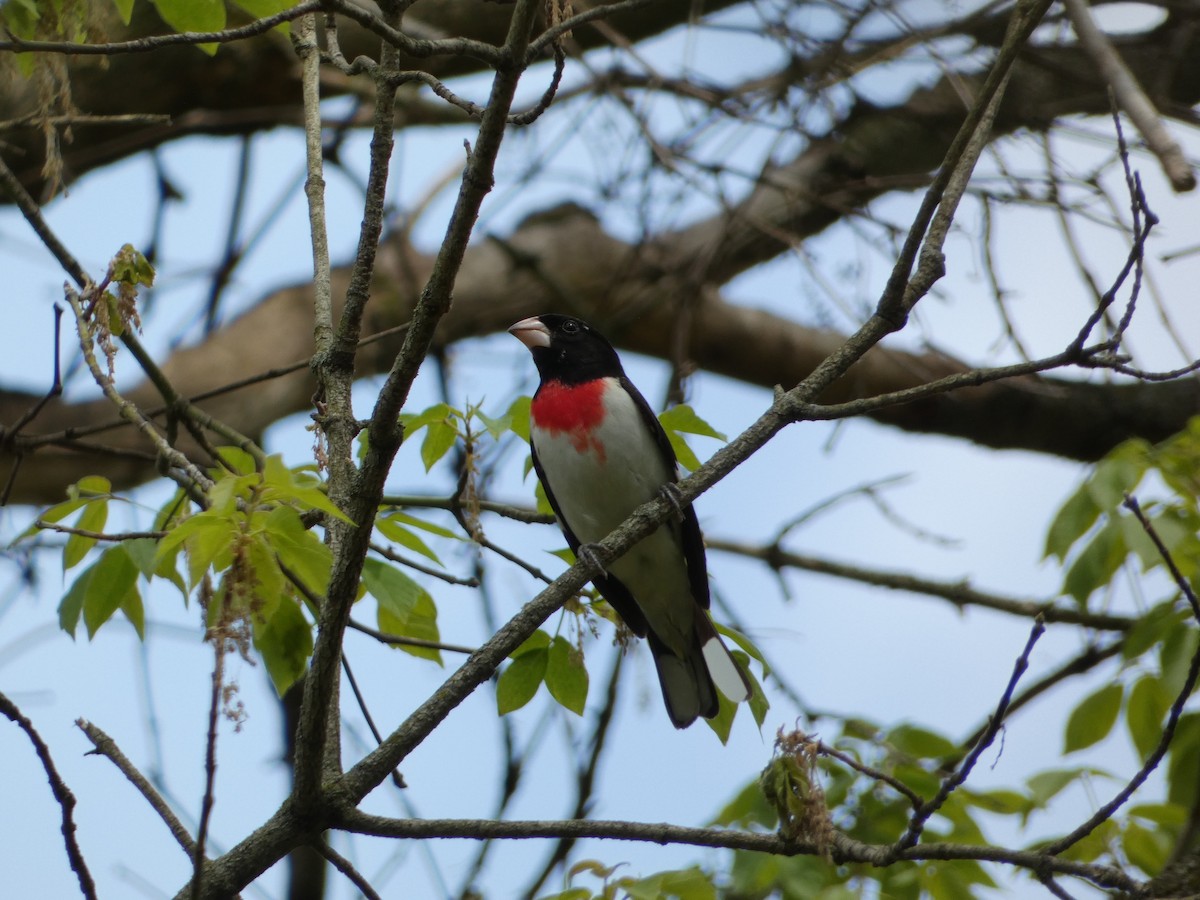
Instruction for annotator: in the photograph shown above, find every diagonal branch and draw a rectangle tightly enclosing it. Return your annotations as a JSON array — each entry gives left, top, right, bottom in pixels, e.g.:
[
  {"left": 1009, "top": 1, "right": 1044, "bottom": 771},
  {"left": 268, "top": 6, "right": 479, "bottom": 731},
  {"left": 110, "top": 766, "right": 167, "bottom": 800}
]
[
  {"left": 77, "top": 719, "right": 197, "bottom": 858},
  {"left": 0, "top": 692, "right": 97, "bottom": 900}
]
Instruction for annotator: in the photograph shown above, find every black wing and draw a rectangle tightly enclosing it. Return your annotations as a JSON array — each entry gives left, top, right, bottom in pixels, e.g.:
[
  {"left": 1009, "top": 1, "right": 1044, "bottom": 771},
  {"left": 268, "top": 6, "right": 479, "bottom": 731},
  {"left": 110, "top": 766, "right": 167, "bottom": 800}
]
[{"left": 617, "top": 375, "right": 712, "bottom": 612}]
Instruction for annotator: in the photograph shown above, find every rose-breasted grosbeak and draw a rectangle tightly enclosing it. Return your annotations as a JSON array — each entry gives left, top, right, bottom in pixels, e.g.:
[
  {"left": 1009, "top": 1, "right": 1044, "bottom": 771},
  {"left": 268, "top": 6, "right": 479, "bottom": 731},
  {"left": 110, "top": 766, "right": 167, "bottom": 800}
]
[{"left": 510, "top": 314, "right": 751, "bottom": 728}]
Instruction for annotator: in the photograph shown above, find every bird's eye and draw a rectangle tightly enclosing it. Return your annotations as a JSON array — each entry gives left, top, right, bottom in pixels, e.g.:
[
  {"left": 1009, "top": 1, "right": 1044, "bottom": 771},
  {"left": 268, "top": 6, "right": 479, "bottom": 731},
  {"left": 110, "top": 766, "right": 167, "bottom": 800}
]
[{"left": 562, "top": 320, "right": 579, "bottom": 334}]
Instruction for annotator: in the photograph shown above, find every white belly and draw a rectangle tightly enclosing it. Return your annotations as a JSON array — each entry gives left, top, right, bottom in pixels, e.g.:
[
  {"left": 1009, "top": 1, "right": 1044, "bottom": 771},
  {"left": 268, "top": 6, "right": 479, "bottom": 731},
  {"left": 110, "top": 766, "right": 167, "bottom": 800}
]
[{"left": 532, "top": 379, "right": 696, "bottom": 648}]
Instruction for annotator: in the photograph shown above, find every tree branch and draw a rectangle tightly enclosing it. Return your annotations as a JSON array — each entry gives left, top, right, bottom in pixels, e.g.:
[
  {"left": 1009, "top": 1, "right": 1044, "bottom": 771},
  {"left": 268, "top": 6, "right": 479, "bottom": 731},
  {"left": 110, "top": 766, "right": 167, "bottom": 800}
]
[
  {"left": 706, "top": 538, "right": 1134, "bottom": 631},
  {"left": 0, "top": 693, "right": 97, "bottom": 900},
  {"left": 332, "top": 811, "right": 1142, "bottom": 893}
]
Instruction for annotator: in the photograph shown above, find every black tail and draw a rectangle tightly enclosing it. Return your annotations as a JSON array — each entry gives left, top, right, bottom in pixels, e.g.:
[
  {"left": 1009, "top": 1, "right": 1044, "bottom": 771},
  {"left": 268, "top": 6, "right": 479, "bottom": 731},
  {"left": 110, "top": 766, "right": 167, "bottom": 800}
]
[{"left": 647, "top": 615, "right": 751, "bottom": 729}]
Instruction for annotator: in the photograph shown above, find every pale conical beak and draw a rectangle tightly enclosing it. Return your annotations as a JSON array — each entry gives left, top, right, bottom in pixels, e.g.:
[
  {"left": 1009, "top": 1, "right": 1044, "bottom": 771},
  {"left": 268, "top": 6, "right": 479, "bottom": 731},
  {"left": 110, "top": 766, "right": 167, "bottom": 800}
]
[{"left": 508, "top": 316, "right": 551, "bottom": 350}]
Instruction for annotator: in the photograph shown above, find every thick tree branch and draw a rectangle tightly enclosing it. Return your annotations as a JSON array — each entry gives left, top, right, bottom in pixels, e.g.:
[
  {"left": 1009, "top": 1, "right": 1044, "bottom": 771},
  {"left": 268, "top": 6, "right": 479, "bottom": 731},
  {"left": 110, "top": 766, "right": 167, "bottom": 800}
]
[{"left": 332, "top": 811, "right": 1142, "bottom": 893}]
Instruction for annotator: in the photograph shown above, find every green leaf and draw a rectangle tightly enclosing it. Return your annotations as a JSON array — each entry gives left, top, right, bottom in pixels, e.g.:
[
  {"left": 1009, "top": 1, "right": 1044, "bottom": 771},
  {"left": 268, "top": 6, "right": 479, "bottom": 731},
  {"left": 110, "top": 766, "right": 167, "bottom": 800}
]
[
  {"left": 111, "top": 0, "right": 136, "bottom": 25},
  {"left": 245, "top": 533, "right": 284, "bottom": 622},
  {"left": 83, "top": 545, "right": 139, "bottom": 638},
  {"left": 151, "top": 0, "right": 224, "bottom": 52},
  {"left": 1064, "top": 683, "right": 1124, "bottom": 753},
  {"left": 59, "top": 563, "right": 94, "bottom": 637},
  {"left": 376, "top": 515, "right": 442, "bottom": 565},
  {"left": 231, "top": 0, "right": 292, "bottom": 20},
  {"left": 1123, "top": 603, "right": 1187, "bottom": 660},
  {"left": 1088, "top": 444, "right": 1149, "bottom": 509},
  {"left": 704, "top": 692, "right": 736, "bottom": 744},
  {"left": 214, "top": 445, "right": 258, "bottom": 477},
  {"left": 421, "top": 420, "right": 459, "bottom": 472},
  {"left": 507, "top": 396, "right": 531, "bottom": 441},
  {"left": 1128, "top": 802, "right": 1188, "bottom": 827},
  {"left": 1124, "top": 820, "right": 1170, "bottom": 876},
  {"left": 1159, "top": 627, "right": 1200, "bottom": 698},
  {"left": 1044, "top": 483, "right": 1100, "bottom": 562},
  {"left": 1167, "top": 714, "right": 1200, "bottom": 807},
  {"left": 1062, "top": 518, "right": 1125, "bottom": 605},
  {"left": 1127, "top": 674, "right": 1172, "bottom": 758},
  {"left": 658, "top": 405, "right": 727, "bottom": 441},
  {"left": 497, "top": 648, "right": 547, "bottom": 714},
  {"left": 121, "top": 587, "right": 145, "bottom": 640},
  {"left": 545, "top": 636, "right": 588, "bottom": 715},
  {"left": 717, "top": 623, "right": 770, "bottom": 676},
  {"left": 252, "top": 597, "right": 313, "bottom": 696},
  {"left": 655, "top": 392, "right": 726, "bottom": 474},
  {"left": 666, "top": 431, "right": 702, "bottom": 472},
  {"left": 474, "top": 406, "right": 510, "bottom": 441},
  {"left": 63, "top": 497, "right": 108, "bottom": 571},
  {"left": 23, "top": 496, "right": 86, "bottom": 542},
  {"left": 514, "top": 629, "right": 551, "bottom": 655},
  {"left": 157, "top": 514, "right": 236, "bottom": 589},
  {"left": 264, "top": 505, "right": 332, "bottom": 596},
  {"left": 888, "top": 724, "right": 957, "bottom": 760},
  {"left": 1061, "top": 817, "right": 1118, "bottom": 863},
  {"left": 621, "top": 867, "right": 716, "bottom": 900},
  {"left": 261, "top": 454, "right": 353, "bottom": 523},
  {"left": 363, "top": 558, "right": 441, "bottom": 663},
  {"left": 1026, "top": 769, "right": 1081, "bottom": 808},
  {"left": 110, "top": 244, "right": 155, "bottom": 287},
  {"left": 71, "top": 475, "right": 113, "bottom": 498},
  {"left": 961, "top": 788, "right": 1032, "bottom": 817},
  {"left": 711, "top": 779, "right": 777, "bottom": 829},
  {"left": 121, "top": 537, "right": 159, "bottom": 579},
  {"left": 535, "top": 479, "right": 555, "bottom": 517},
  {"left": 402, "top": 402, "right": 455, "bottom": 433},
  {"left": 384, "top": 510, "right": 460, "bottom": 540}
]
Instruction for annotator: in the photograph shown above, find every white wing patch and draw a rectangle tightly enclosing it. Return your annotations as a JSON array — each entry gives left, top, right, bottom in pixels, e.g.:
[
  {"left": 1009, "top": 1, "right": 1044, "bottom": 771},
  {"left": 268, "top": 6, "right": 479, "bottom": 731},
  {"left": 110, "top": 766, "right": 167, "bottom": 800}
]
[{"left": 702, "top": 637, "right": 750, "bottom": 703}]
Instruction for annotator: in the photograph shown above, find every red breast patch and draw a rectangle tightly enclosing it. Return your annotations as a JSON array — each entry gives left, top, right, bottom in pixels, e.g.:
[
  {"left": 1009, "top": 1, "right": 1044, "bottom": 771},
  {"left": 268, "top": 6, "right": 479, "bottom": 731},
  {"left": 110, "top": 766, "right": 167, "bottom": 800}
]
[{"left": 532, "top": 379, "right": 608, "bottom": 459}]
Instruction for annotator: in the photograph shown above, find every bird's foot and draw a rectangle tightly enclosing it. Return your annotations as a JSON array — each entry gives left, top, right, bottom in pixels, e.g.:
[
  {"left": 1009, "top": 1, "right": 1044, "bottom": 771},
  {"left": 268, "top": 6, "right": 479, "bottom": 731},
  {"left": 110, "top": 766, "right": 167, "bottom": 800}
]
[
  {"left": 575, "top": 543, "right": 607, "bottom": 577},
  {"left": 658, "top": 482, "right": 688, "bottom": 521}
]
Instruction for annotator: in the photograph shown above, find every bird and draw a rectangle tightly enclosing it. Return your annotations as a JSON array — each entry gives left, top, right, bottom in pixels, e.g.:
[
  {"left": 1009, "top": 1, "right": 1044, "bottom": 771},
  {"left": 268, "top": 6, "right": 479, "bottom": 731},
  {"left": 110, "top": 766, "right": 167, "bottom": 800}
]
[{"left": 509, "top": 313, "right": 751, "bottom": 728}]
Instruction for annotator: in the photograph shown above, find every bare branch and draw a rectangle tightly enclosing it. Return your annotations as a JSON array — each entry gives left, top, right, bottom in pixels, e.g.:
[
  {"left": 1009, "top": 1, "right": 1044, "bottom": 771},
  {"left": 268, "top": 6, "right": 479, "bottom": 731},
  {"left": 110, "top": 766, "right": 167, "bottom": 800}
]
[
  {"left": 333, "top": 810, "right": 1142, "bottom": 893},
  {"left": 706, "top": 538, "right": 1132, "bottom": 631},
  {"left": 313, "top": 839, "right": 383, "bottom": 900},
  {"left": 0, "top": 3, "right": 323, "bottom": 55},
  {"left": 1063, "top": 0, "right": 1195, "bottom": 192},
  {"left": 0, "top": 693, "right": 97, "bottom": 900},
  {"left": 1042, "top": 495, "right": 1200, "bottom": 856},
  {"left": 894, "top": 616, "right": 1045, "bottom": 852}
]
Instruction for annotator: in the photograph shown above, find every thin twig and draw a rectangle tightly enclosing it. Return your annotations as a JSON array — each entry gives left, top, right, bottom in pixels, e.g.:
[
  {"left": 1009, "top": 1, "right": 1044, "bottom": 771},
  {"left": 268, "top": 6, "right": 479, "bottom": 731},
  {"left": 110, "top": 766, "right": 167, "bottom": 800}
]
[
  {"left": 0, "top": 2, "right": 322, "bottom": 54},
  {"left": 341, "top": 655, "right": 406, "bottom": 790},
  {"left": 0, "top": 693, "right": 97, "bottom": 900},
  {"left": 369, "top": 541, "right": 479, "bottom": 587},
  {"left": 707, "top": 538, "right": 1132, "bottom": 631},
  {"left": 894, "top": 616, "right": 1045, "bottom": 852},
  {"left": 957, "top": 641, "right": 1124, "bottom": 752},
  {"left": 193, "top": 610, "right": 226, "bottom": 898},
  {"left": 313, "top": 840, "right": 383, "bottom": 900},
  {"left": 1041, "top": 495, "right": 1200, "bottom": 856},
  {"left": 77, "top": 719, "right": 197, "bottom": 857},
  {"left": 519, "top": 651, "right": 625, "bottom": 898},
  {"left": 34, "top": 522, "right": 166, "bottom": 541},
  {"left": 818, "top": 741, "right": 925, "bottom": 810},
  {"left": 347, "top": 619, "right": 476, "bottom": 656}
]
